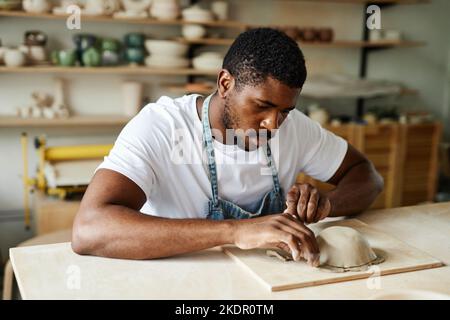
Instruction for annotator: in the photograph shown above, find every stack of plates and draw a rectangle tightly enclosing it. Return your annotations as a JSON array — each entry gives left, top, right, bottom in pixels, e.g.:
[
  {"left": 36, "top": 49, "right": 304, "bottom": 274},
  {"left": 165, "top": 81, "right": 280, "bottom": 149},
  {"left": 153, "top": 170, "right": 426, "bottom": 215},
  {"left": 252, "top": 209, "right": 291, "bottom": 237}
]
[{"left": 144, "top": 40, "right": 190, "bottom": 68}]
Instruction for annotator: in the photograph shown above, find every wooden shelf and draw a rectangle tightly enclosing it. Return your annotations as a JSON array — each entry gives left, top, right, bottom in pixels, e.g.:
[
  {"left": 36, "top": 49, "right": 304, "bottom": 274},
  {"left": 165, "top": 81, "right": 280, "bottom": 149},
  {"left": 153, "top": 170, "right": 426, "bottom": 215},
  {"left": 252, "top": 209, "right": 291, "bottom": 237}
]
[
  {"left": 163, "top": 83, "right": 214, "bottom": 95},
  {"left": 0, "top": 115, "right": 131, "bottom": 127},
  {"left": 177, "top": 37, "right": 425, "bottom": 48},
  {"left": 279, "top": 0, "right": 430, "bottom": 4},
  {"left": 176, "top": 38, "right": 235, "bottom": 46},
  {"left": 0, "top": 66, "right": 218, "bottom": 75},
  {"left": 300, "top": 40, "right": 425, "bottom": 48},
  {"left": 0, "top": 10, "right": 247, "bottom": 29}
]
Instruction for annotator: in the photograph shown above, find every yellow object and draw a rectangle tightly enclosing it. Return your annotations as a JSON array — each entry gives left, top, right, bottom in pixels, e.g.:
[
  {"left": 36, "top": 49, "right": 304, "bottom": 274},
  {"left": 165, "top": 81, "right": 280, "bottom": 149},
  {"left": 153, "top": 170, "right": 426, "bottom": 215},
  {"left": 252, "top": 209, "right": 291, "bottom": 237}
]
[{"left": 20, "top": 133, "right": 113, "bottom": 228}]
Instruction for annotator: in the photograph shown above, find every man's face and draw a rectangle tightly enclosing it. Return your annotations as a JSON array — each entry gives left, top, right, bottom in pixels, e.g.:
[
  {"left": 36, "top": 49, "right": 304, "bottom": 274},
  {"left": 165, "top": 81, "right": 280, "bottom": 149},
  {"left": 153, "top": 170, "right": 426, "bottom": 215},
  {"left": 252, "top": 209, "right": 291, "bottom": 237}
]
[{"left": 221, "top": 76, "right": 301, "bottom": 151}]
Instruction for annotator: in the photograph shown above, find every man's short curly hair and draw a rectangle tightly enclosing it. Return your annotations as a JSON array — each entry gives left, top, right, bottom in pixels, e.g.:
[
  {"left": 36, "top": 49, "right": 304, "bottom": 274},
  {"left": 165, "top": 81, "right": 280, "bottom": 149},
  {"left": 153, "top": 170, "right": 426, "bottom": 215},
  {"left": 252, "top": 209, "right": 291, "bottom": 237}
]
[{"left": 222, "top": 28, "right": 307, "bottom": 90}]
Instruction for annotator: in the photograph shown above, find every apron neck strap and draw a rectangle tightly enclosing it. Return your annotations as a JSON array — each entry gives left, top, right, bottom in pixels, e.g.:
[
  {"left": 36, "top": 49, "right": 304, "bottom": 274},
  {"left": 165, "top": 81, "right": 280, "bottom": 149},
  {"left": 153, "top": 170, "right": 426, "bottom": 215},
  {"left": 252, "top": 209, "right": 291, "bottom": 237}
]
[{"left": 201, "top": 94, "right": 282, "bottom": 205}]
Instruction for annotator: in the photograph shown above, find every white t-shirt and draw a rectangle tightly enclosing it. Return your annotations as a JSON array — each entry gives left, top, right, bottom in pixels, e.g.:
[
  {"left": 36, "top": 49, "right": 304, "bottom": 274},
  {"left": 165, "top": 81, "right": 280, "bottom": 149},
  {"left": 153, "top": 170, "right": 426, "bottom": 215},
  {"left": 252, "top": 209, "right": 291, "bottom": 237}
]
[{"left": 96, "top": 94, "right": 347, "bottom": 218}]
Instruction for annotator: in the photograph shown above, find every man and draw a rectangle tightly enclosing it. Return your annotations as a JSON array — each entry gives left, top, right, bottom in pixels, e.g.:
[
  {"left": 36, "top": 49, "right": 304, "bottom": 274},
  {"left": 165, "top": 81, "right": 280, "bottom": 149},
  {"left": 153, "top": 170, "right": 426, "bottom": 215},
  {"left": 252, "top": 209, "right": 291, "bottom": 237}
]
[{"left": 72, "top": 28, "right": 383, "bottom": 267}]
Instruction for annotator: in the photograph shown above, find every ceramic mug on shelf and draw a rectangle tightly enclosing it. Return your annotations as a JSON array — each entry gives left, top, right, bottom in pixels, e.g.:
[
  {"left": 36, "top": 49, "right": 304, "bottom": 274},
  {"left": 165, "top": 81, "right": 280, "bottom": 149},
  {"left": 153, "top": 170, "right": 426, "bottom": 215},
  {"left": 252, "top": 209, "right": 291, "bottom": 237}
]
[
  {"left": 20, "top": 45, "right": 47, "bottom": 63},
  {"left": 51, "top": 50, "right": 76, "bottom": 66},
  {"left": 124, "top": 33, "right": 145, "bottom": 48},
  {"left": 4, "top": 48, "right": 26, "bottom": 67}
]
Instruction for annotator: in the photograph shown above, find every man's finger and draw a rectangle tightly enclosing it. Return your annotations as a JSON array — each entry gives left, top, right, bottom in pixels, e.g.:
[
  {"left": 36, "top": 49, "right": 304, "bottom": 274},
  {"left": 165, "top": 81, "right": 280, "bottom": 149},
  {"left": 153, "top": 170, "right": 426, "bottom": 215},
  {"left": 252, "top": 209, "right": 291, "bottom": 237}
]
[
  {"left": 315, "top": 197, "right": 331, "bottom": 223},
  {"left": 275, "top": 220, "right": 319, "bottom": 264},
  {"left": 284, "top": 185, "right": 299, "bottom": 216},
  {"left": 306, "top": 188, "right": 319, "bottom": 224},
  {"left": 297, "top": 184, "right": 311, "bottom": 222},
  {"left": 278, "top": 214, "right": 318, "bottom": 251}
]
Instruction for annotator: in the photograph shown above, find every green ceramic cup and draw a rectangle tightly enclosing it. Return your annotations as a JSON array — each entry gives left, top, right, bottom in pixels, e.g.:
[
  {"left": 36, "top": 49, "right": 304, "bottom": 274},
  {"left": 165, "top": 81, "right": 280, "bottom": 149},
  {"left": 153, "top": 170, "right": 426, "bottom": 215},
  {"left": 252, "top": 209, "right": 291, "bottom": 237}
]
[{"left": 51, "top": 50, "right": 76, "bottom": 66}]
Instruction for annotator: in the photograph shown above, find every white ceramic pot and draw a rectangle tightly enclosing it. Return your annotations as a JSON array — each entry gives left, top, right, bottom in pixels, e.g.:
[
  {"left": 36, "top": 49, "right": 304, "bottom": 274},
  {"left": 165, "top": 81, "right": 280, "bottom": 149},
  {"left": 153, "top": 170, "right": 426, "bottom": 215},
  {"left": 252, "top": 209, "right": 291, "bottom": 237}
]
[
  {"left": 4, "top": 48, "right": 26, "bottom": 67},
  {"left": 150, "top": 0, "right": 179, "bottom": 20},
  {"left": 84, "top": 0, "right": 119, "bottom": 15},
  {"left": 144, "top": 39, "right": 188, "bottom": 57},
  {"left": 23, "top": 0, "right": 51, "bottom": 13},
  {"left": 182, "top": 24, "right": 206, "bottom": 39},
  {"left": 52, "top": 0, "right": 80, "bottom": 14},
  {"left": 384, "top": 30, "right": 401, "bottom": 41},
  {"left": 182, "top": 5, "right": 214, "bottom": 22},
  {"left": 122, "top": 0, "right": 152, "bottom": 13},
  {"left": 211, "top": 1, "right": 228, "bottom": 20},
  {"left": 122, "top": 81, "right": 144, "bottom": 116}
]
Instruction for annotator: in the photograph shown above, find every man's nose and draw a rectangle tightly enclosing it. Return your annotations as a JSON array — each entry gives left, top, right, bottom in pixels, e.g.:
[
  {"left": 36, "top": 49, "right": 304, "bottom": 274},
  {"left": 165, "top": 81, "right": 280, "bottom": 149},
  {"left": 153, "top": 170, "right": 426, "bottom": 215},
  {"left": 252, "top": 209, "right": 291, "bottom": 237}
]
[{"left": 260, "top": 111, "right": 281, "bottom": 130}]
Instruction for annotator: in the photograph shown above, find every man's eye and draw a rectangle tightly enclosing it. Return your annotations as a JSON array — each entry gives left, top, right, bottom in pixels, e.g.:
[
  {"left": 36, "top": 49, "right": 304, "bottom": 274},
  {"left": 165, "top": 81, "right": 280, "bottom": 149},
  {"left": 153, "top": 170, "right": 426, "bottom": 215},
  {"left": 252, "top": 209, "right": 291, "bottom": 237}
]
[{"left": 282, "top": 109, "right": 291, "bottom": 114}]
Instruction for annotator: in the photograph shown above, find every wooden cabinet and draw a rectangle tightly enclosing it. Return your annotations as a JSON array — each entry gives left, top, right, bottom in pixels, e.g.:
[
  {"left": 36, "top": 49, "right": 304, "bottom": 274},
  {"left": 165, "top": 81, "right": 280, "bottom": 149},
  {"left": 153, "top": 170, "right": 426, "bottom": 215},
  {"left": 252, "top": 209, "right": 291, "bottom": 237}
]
[{"left": 297, "top": 122, "right": 442, "bottom": 209}]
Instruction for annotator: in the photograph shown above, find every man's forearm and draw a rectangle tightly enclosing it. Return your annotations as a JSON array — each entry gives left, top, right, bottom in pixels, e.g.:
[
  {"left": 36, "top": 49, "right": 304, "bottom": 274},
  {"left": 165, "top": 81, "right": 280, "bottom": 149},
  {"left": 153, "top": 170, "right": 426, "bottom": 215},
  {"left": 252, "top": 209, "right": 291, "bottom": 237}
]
[
  {"left": 326, "top": 161, "right": 384, "bottom": 217},
  {"left": 72, "top": 204, "right": 235, "bottom": 259}
]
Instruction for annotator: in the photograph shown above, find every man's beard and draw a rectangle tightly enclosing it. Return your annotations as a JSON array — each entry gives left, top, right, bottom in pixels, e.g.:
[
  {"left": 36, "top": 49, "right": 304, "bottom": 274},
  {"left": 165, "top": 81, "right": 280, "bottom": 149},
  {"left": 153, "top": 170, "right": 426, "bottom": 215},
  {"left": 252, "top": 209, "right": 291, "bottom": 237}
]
[
  {"left": 222, "top": 97, "right": 239, "bottom": 130},
  {"left": 221, "top": 97, "right": 246, "bottom": 148}
]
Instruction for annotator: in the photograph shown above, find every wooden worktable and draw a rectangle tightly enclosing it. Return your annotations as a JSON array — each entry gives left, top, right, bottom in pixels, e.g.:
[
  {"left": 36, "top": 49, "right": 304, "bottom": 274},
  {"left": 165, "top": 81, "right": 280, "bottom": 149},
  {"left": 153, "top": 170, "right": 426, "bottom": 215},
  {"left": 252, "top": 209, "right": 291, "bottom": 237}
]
[{"left": 10, "top": 202, "right": 450, "bottom": 299}]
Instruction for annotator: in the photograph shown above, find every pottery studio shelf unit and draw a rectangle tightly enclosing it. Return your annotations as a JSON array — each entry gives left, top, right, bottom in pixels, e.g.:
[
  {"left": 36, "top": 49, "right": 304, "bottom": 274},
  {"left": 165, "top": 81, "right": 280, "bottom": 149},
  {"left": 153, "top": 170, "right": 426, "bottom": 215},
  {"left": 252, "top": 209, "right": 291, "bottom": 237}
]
[
  {"left": 0, "top": 115, "right": 132, "bottom": 128},
  {"left": 0, "top": 65, "right": 218, "bottom": 75},
  {"left": 274, "top": 0, "right": 429, "bottom": 4},
  {"left": 0, "top": 10, "right": 248, "bottom": 29},
  {"left": 0, "top": 0, "right": 428, "bottom": 127}
]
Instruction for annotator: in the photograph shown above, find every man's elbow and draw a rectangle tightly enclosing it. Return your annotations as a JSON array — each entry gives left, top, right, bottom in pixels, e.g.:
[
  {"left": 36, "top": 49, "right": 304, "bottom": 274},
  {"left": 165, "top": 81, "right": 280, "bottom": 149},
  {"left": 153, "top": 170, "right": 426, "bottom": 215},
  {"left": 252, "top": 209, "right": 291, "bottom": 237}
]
[{"left": 71, "top": 209, "right": 100, "bottom": 256}]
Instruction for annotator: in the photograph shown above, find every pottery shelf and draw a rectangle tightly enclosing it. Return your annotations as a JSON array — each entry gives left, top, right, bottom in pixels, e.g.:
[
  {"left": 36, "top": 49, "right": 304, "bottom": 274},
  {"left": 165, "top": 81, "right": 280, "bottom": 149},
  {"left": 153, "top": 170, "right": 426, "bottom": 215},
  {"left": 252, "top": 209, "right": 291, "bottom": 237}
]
[
  {"left": 163, "top": 83, "right": 419, "bottom": 98},
  {"left": 280, "top": 0, "right": 429, "bottom": 4},
  {"left": 177, "top": 37, "right": 426, "bottom": 49},
  {"left": 0, "top": 10, "right": 247, "bottom": 29},
  {"left": 163, "top": 83, "right": 213, "bottom": 95},
  {"left": 0, "top": 115, "right": 132, "bottom": 128},
  {"left": 0, "top": 66, "right": 218, "bottom": 75}
]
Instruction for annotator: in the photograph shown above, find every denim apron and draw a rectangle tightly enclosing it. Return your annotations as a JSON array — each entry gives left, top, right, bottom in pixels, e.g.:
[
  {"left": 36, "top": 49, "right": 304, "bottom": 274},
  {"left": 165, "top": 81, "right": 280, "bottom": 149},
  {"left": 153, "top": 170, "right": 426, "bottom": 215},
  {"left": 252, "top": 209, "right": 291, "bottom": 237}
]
[{"left": 202, "top": 94, "right": 285, "bottom": 220}]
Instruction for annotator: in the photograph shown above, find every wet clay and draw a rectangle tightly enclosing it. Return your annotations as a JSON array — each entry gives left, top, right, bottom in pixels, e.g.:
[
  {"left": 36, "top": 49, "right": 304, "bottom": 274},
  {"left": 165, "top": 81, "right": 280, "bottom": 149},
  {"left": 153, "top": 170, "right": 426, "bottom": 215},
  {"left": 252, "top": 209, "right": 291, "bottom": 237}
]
[{"left": 266, "top": 226, "right": 384, "bottom": 273}]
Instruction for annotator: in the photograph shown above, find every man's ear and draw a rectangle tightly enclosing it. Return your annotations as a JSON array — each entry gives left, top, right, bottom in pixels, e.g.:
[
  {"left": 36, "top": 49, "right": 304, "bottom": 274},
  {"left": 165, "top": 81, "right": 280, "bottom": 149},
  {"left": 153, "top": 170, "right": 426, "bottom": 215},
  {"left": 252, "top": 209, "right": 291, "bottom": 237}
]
[{"left": 217, "top": 69, "right": 235, "bottom": 99}]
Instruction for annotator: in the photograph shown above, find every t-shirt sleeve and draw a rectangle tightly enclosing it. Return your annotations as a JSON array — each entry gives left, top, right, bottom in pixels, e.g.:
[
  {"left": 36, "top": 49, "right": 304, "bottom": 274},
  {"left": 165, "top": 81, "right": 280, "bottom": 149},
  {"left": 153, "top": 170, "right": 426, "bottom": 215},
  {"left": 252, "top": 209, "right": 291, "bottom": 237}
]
[
  {"left": 95, "top": 107, "right": 161, "bottom": 200},
  {"left": 294, "top": 111, "right": 348, "bottom": 182}
]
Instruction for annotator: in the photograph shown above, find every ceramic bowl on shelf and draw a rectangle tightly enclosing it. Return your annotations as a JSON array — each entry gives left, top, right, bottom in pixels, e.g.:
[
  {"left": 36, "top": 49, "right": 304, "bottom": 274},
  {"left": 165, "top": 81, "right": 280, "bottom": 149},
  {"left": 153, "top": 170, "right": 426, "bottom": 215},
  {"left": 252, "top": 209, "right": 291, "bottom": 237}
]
[
  {"left": 144, "top": 39, "right": 188, "bottom": 57},
  {"left": 144, "top": 55, "right": 189, "bottom": 68},
  {"left": 52, "top": 0, "right": 81, "bottom": 15},
  {"left": 182, "top": 4, "right": 214, "bottom": 22},
  {"left": 22, "top": 0, "right": 52, "bottom": 13},
  {"left": 51, "top": 49, "right": 76, "bottom": 66},
  {"left": 150, "top": 0, "right": 180, "bottom": 20},
  {"left": 192, "top": 52, "right": 223, "bottom": 71},
  {"left": 182, "top": 24, "right": 207, "bottom": 39},
  {"left": 4, "top": 48, "right": 26, "bottom": 67},
  {"left": 122, "top": 0, "right": 152, "bottom": 12},
  {"left": 113, "top": 10, "right": 148, "bottom": 18}
]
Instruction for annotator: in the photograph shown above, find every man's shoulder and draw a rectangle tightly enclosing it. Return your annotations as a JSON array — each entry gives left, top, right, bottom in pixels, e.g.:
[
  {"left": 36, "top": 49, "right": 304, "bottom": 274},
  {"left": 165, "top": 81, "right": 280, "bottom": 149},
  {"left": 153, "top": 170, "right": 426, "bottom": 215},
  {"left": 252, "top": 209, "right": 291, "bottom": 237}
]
[
  {"left": 282, "top": 108, "right": 318, "bottom": 134},
  {"left": 125, "top": 94, "right": 198, "bottom": 137}
]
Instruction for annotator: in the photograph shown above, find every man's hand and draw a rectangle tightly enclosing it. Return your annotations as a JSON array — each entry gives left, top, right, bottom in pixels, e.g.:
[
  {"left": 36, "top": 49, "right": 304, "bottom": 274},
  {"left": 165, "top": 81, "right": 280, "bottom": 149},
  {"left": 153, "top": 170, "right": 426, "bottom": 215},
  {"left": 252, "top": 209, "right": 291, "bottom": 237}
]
[
  {"left": 231, "top": 213, "right": 320, "bottom": 266},
  {"left": 284, "top": 183, "right": 331, "bottom": 224}
]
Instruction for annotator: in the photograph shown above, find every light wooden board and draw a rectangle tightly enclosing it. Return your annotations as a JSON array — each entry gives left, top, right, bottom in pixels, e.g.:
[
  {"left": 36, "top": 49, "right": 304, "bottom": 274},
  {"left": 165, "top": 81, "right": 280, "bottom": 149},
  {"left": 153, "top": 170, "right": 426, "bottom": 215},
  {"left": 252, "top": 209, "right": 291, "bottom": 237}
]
[{"left": 223, "top": 219, "right": 444, "bottom": 292}]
